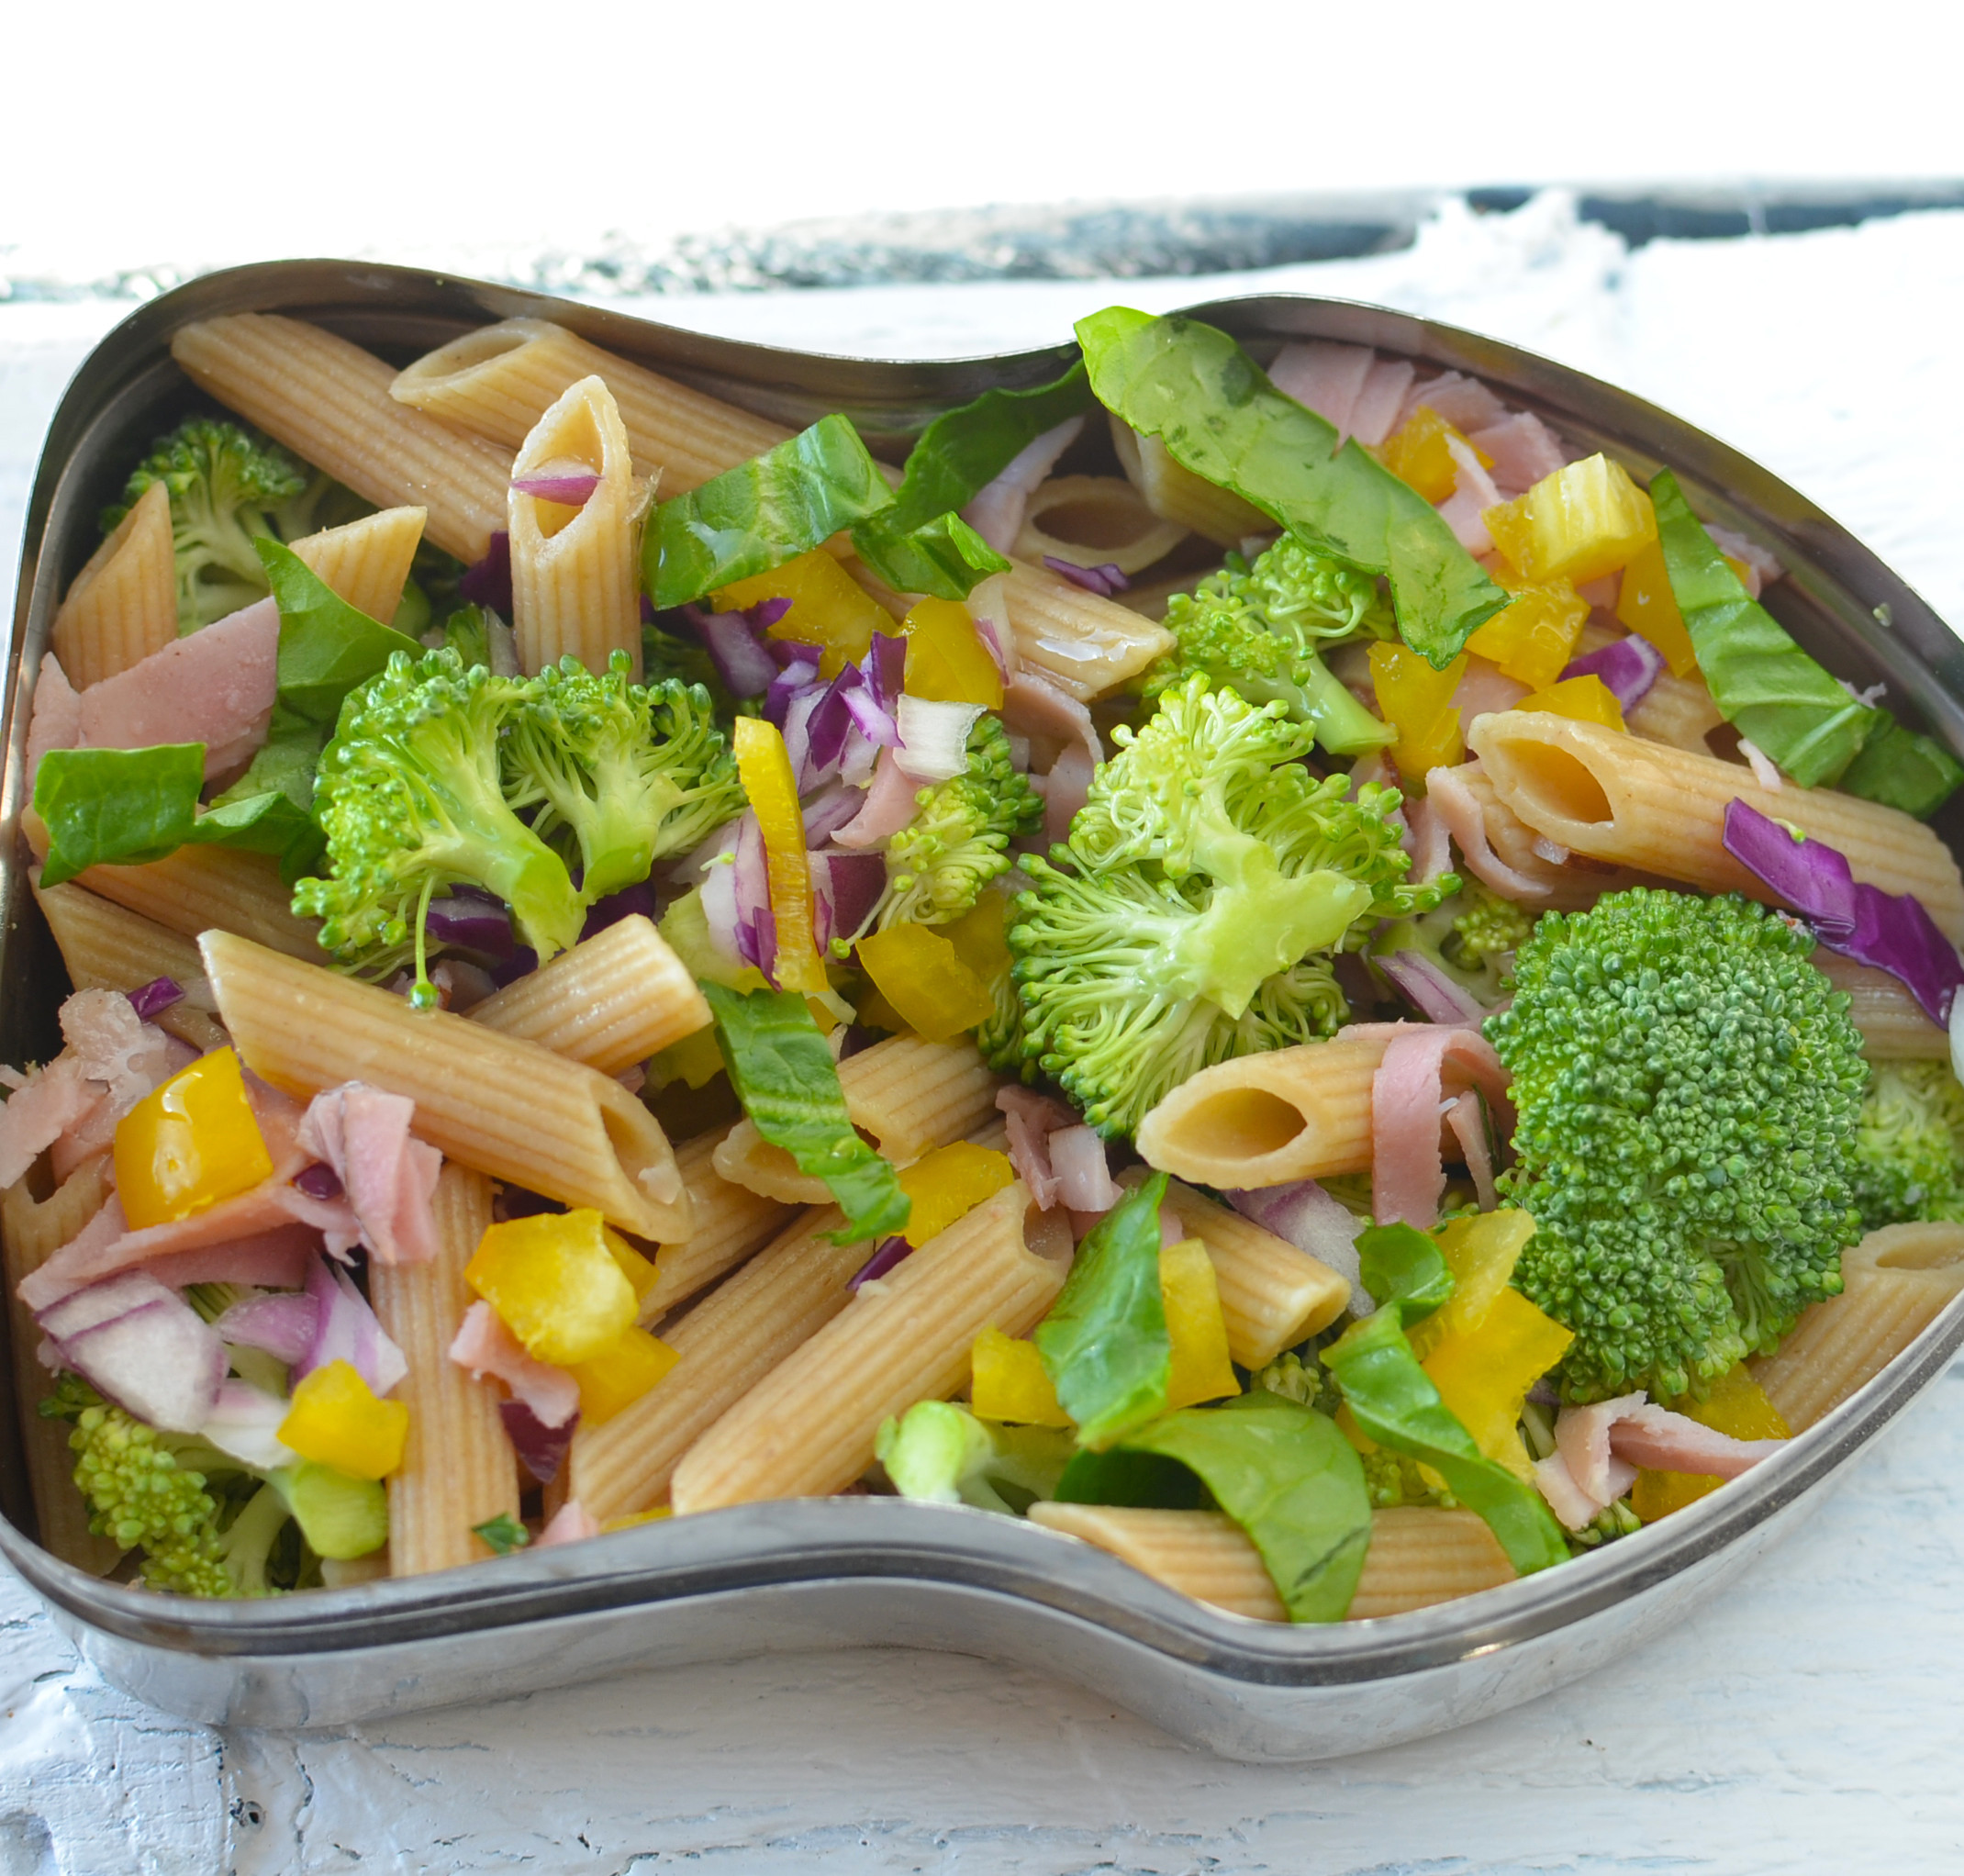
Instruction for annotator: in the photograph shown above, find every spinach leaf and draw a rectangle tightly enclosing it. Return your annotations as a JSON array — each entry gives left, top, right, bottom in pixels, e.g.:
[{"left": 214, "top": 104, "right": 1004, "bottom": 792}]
[
  {"left": 1837, "top": 712, "right": 1964, "bottom": 819},
  {"left": 1032, "top": 1173, "right": 1171, "bottom": 1448},
  {"left": 701, "top": 983, "right": 911, "bottom": 1244},
  {"left": 1076, "top": 307, "right": 1506, "bottom": 668},
  {"left": 1356, "top": 1222, "right": 1455, "bottom": 1326},
  {"left": 256, "top": 539, "right": 424, "bottom": 726},
  {"left": 34, "top": 744, "right": 206, "bottom": 886},
  {"left": 852, "top": 510, "right": 1010, "bottom": 601},
  {"left": 1053, "top": 1447, "right": 1207, "bottom": 1509},
  {"left": 645, "top": 415, "right": 897, "bottom": 610}
]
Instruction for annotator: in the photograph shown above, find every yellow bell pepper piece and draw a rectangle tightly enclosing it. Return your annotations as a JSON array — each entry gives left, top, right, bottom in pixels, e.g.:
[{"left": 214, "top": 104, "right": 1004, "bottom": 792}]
[
  {"left": 1162, "top": 1237, "right": 1240, "bottom": 1410},
  {"left": 971, "top": 1324, "right": 1070, "bottom": 1425},
  {"left": 602, "top": 1227, "right": 659, "bottom": 1311},
  {"left": 113, "top": 1045, "right": 273, "bottom": 1231},
  {"left": 1630, "top": 1365, "right": 1791, "bottom": 1523},
  {"left": 1482, "top": 453, "right": 1657, "bottom": 586},
  {"left": 897, "top": 1142, "right": 1016, "bottom": 1248},
  {"left": 1408, "top": 1210, "right": 1540, "bottom": 1360},
  {"left": 1381, "top": 406, "right": 1492, "bottom": 505},
  {"left": 1515, "top": 673, "right": 1626, "bottom": 731},
  {"left": 1368, "top": 642, "right": 1467, "bottom": 780},
  {"left": 1422, "top": 1287, "right": 1574, "bottom": 1480},
  {"left": 1465, "top": 577, "right": 1590, "bottom": 690},
  {"left": 278, "top": 1359, "right": 409, "bottom": 1480},
  {"left": 854, "top": 922, "right": 994, "bottom": 1044},
  {"left": 565, "top": 1324, "right": 680, "bottom": 1426},
  {"left": 1614, "top": 537, "right": 1700, "bottom": 677},
  {"left": 731, "top": 715, "right": 828, "bottom": 996},
  {"left": 466, "top": 1208, "right": 639, "bottom": 1367},
  {"left": 603, "top": 1507, "right": 673, "bottom": 1532},
  {"left": 715, "top": 550, "right": 892, "bottom": 680},
  {"left": 941, "top": 888, "right": 1012, "bottom": 986},
  {"left": 901, "top": 597, "right": 1005, "bottom": 709}
]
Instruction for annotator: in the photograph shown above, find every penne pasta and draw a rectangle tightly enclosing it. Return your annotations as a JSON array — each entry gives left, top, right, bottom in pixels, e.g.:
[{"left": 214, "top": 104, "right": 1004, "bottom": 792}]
[
  {"left": 1576, "top": 622, "right": 1725, "bottom": 756},
  {"left": 389, "top": 318, "right": 792, "bottom": 492},
  {"left": 200, "top": 932, "right": 689, "bottom": 1241},
  {"left": 1013, "top": 475, "right": 1188, "bottom": 576},
  {"left": 1000, "top": 558, "right": 1176, "bottom": 703},
  {"left": 170, "top": 315, "right": 512, "bottom": 563},
  {"left": 369, "top": 1165, "right": 520, "bottom": 1575},
  {"left": 1109, "top": 415, "right": 1268, "bottom": 546},
  {"left": 50, "top": 480, "right": 177, "bottom": 687},
  {"left": 641, "top": 1129, "right": 792, "bottom": 1323},
  {"left": 1751, "top": 1223, "right": 1964, "bottom": 1432},
  {"left": 33, "top": 880, "right": 228, "bottom": 1053},
  {"left": 508, "top": 375, "right": 645, "bottom": 677},
  {"left": 74, "top": 844, "right": 324, "bottom": 961},
  {"left": 289, "top": 505, "right": 427, "bottom": 627},
  {"left": 1430, "top": 757, "right": 1655, "bottom": 910},
  {"left": 3, "top": 1156, "right": 125, "bottom": 1575},
  {"left": 669, "top": 1181, "right": 1065, "bottom": 1513},
  {"left": 1344, "top": 1507, "right": 1516, "bottom": 1618},
  {"left": 468, "top": 915, "right": 709, "bottom": 1077},
  {"left": 713, "top": 1034, "right": 999, "bottom": 1201},
  {"left": 566, "top": 1204, "right": 862, "bottom": 1521},
  {"left": 1468, "top": 711, "right": 1964, "bottom": 942},
  {"left": 1813, "top": 952, "right": 1949, "bottom": 1058}
]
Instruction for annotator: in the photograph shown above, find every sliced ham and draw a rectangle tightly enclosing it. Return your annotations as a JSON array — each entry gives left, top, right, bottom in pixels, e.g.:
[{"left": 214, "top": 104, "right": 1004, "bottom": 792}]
[
  {"left": 296, "top": 1083, "right": 442, "bottom": 1266},
  {"left": 449, "top": 1300, "right": 580, "bottom": 1427},
  {"left": 1436, "top": 435, "right": 1504, "bottom": 555},
  {"left": 1706, "top": 523, "right": 1781, "bottom": 590},
  {"left": 959, "top": 416, "right": 1086, "bottom": 555},
  {"left": 1267, "top": 341, "right": 1374, "bottom": 443},
  {"left": 1036, "top": 744, "right": 1096, "bottom": 848},
  {"left": 832, "top": 746, "right": 921, "bottom": 850},
  {"left": 1048, "top": 1125, "right": 1122, "bottom": 1212},
  {"left": 1425, "top": 763, "right": 1561, "bottom": 904},
  {"left": 1396, "top": 371, "right": 1507, "bottom": 436},
  {"left": 1468, "top": 412, "right": 1569, "bottom": 498},
  {"left": 131, "top": 1227, "right": 318, "bottom": 1295},
  {"left": 1540, "top": 1392, "right": 1786, "bottom": 1528},
  {"left": 1444, "top": 1090, "right": 1498, "bottom": 1210},
  {"left": 1608, "top": 1406, "right": 1786, "bottom": 1480},
  {"left": 61, "top": 989, "right": 163, "bottom": 1105},
  {"left": 1450, "top": 658, "right": 1530, "bottom": 724},
  {"left": 538, "top": 1500, "right": 603, "bottom": 1547},
  {"left": 1001, "top": 669, "right": 1102, "bottom": 773},
  {"left": 0, "top": 1056, "right": 97, "bottom": 1189},
  {"left": 997, "top": 1086, "right": 1077, "bottom": 1212},
  {"left": 1531, "top": 1451, "right": 1602, "bottom": 1532},
  {"left": 1554, "top": 1392, "right": 1648, "bottom": 1508},
  {"left": 1348, "top": 1022, "right": 1513, "bottom": 1229},
  {"left": 1346, "top": 358, "right": 1417, "bottom": 449},
  {"left": 74, "top": 597, "right": 279, "bottom": 780},
  {"left": 24, "top": 654, "right": 81, "bottom": 792}
]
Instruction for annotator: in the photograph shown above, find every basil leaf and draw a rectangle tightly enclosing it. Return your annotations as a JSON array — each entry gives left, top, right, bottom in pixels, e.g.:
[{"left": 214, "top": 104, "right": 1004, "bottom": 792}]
[
  {"left": 852, "top": 510, "right": 1011, "bottom": 601},
  {"left": 645, "top": 415, "right": 897, "bottom": 610},
  {"left": 472, "top": 1513, "right": 530, "bottom": 1555},
  {"left": 1356, "top": 1222, "right": 1455, "bottom": 1326},
  {"left": 1032, "top": 1173, "right": 1170, "bottom": 1448},
  {"left": 34, "top": 744, "right": 204, "bottom": 886},
  {"left": 1323, "top": 1307, "right": 1569, "bottom": 1576},
  {"left": 256, "top": 538, "right": 425, "bottom": 726},
  {"left": 1076, "top": 307, "right": 1506, "bottom": 668},
  {"left": 701, "top": 983, "right": 911, "bottom": 1244},
  {"left": 1835, "top": 710, "right": 1964, "bottom": 820}
]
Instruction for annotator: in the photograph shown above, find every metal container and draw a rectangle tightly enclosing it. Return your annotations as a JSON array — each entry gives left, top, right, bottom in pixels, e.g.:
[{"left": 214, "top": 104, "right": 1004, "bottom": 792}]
[{"left": 6, "top": 262, "right": 1962, "bottom": 1763}]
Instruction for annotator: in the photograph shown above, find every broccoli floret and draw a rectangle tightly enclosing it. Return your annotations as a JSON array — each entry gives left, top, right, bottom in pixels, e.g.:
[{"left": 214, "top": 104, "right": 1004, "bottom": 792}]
[
  {"left": 1373, "top": 879, "right": 1536, "bottom": 1011},
  {"left": 1849, "top": 1059, "right": 1964, "bottom": 1230},
  {"left": 1008, "top": 676, "right": 1451, "bottom": 1136},
  {"left": 1452, "top": 880, "right": 1534, "bottom": 971},
  {"left": 505, "top": 653, "right": 745, "bottom": 905},
  {"left": 1252, "top": 1349, "right": 1336, "bottom": 1413},
  {"left": 870, "top": 717, "right": 1043, "bottom": 934},
  {"left": 1360, "top": 1449, "right": 1457, "bottom": 1510},
  {"left": 1143, "top": 538, "right": 1395, "bottom": 756},
  {"left": 295, "top": 648, "right": 585, "bottom": 998},
  {"left": 1566, "top": 1498, "right": 1642, "bottom": 1553},
  {"left": 876, "top": 1400, "right": 1075, "bottom": 1514},
  {"left": 1490, "top": 888, "right": 1868, "bottom": 1403}
]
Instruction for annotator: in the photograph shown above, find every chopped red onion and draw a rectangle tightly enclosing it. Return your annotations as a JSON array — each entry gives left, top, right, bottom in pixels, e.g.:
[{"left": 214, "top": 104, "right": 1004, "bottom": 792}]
[
  {"left": 126, "top": 977, "right": 184, "bottom": 1021},
  {"left": 294, "top": 1161, "right": 344, "bottom": 1200},
  {"left": 850, "top": 1235, "right": 913, "bottom": 1290},
  {"left": 866, "top": 631, "right": 908, "bottom": 714},
  {"left": 799, "top": 668, "right": 861, "bottom": 786},
  {"left": 684, "top": 605, "right": 778, "bottom": 698},
  {"left": 510, "top": 471, "right": 601, "bottom": 505},
  {"left": 200, "top": 1379, "right": 298, "bottom": 1469},
  {"left": 896, "top": 697, "right": 983, "bottom": 782},
  {"left": 1043, "top": 556, "right": 1131, "bottom": 597},
  {"left": 488, "top": 946, "right": 539, "bottom": 988},
  {"left": 459, "top": 531, "right": 514, "bottom": 615},
  {"left": 1378, "top": 950, "right": 1487, "bottom": 1024},
  {"left": 215, "top": 1290, "right": 319, "bottom": 1365},
  {"left": 500, "top": 1399, "right": 580, "bottom": 1484},
  {"left": 817, "top": 850, "right": 887, "bottom": 945},
  {"left": 581, "top": 882, "right": 657, "bottom": 936},
  {"left": 747, "top": 597, "right": 793, "bottom": 633},
  {"left": 767, "top": 660, "right": 821, "bottom": 730},
  {"left": 423, "top": 892, "right": 516, "bottom": 959},
  {"left": 842, "top": 682, "right": 899, "bottom": 749},
  {"left": 742, "top": 907, "right": 778, "bottom": 980},
  {"left": 1226, "top": 1180, "right": 1368, "bottom": 1301},
  {"left": 1560, "top": 632, "right": 1665, "bottom": 714},
  {"left": 39, "top": 1272, "right": 226, "bottom": 1434},
  {"left": 292, "top": 1253, "right": 407, "bottom": 1398},
  {"left": 803, "top": 783, "right": 869, "bottom": 848}
]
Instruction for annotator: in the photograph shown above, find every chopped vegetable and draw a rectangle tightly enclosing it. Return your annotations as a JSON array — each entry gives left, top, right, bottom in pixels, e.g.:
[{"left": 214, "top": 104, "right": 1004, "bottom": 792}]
[
  {"left": 715, "top": 550, "right": 892, "bottom": 680},
  {"left": 1513, "top": 672, "right": 1627, "bottom": 731},
  {"left": 1482, "top": 453, "right": 1657, "bottom": 586},
  {"left": 1629, "top": 1364, "right": 1791, "bottom": 1522},
  {"left": 1369, "top": 642, "right": 1468, "bottom": 777},
  {"left": 277, "top": 1360, "right": 409, "bottom": 1480},
  {"left": 465, "top": 1209, "right": 641, "bottom": 1367},
  {"left": 876, "top": 1400, "right": 1076, "bottom": 1513},
  {"left": 855, "top": 923, "right": 995, "bottom": 1044},
  {"left": 564, "top": 1325, "right": 680, "bottom": 1425},
  {"left": 1382, "top": 406, "right": 1490, "bottom": 505},
  {"left": 114, "top": 1046, "right": 273, "bottom": 1230},
  {"left": 901, "top": 597, "right": 1005, "bottom": 709},
  {"left": 1465, "top": 577, "right": 1590, "bottom": 690},
  {"left": 731, "top": 715, "right": 828, "bottom": 996},
  {"left": 896, "top": 1143, "right": 1017, "bottom": 1248},
  {"left": 970, "top": 1326, "right": 1072, "bottom": 1425},
  {"left": 1613, "top": 538, "right": 1699, "bottom": 676}
]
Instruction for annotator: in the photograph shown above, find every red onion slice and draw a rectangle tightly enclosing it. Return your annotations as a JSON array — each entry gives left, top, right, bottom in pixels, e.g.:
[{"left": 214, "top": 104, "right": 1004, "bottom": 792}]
[
  {"left": 214, "top": 1290, "right": 320, "bottom": 1366},
  {"left": 850, "top": 1235, "right": 913, "bottom": 1290},
  {"left": 818, "top": 850, "right": 888, "bottom": 946},
  {"left": 867, "top": 631, "right": 908, "bottom": 715},
  {"left": 1560, "top": 632, "right": 1665, "bottom": 714},
  {"left": 39, "top": 1272, "right": 226, "bottom": 1434},
  {"left": 292, "top": 1253, "right": 407, "bottom": 1398},
  {"left": 460, "top": 531, "right": 514, "bottom": 615},
  {"left": 684, "top": 606, "right": 778, "bottom": 698},
  {"left": 423, "top": 892, "right": 516, "bottom": 959},
  {"left": 1226, "top": 1180, "right": 1368, "bottom": 1301},
  {"left": 200, "top": 1378, "right": 298, "bottom": 1469},
  {"left": 510, "top": 472, "right": 601, "bottom": 506},
  {"left": 1043, "top": 556, "right": 1130, "bottom": 597},
  {"left": 896, "top": 698, "right": 983, "bottom": 783},
  {"left": 500, "top": 1399, "right": 580, "bottom": 1484},
  {"left": 1378, "top": 950, "right": 1487, "bottom": 1024},
  {"left": 803, "top": 782, "right": 869, "bottom": 847},
  {"left": 126, "top": 977, "right": 184, "bottom": 1021}
]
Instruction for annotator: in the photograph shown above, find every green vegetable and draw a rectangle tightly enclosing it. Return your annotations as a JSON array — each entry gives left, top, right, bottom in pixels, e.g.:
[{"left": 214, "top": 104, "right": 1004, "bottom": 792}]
[
  {"left": 1354, "top": 1221, "right": 1455, "bottom": 1324},
  {"left": 1371, "top": 880, "right": 1535, "bottom": 1011},
  {"left": 644, "top": 415, "right": 896, "bottom": 609},
  {"left": 1052, "top": 1447, "right": 1207, "bottom": 1508},
  {"left": 1489, "top": 888, "right": 1868, "bottom": 1401},
  {"left": 1836, "top": 714, "right": 1964, "bottom": 820},
  {"left": 1007, "top": 676, "right": 1452, "bottom": 1135},
  {"left": 876, "top": 1400, "right": 1076, "bottom": 1514},
  {"left": 1850, "top": 1058, "right": 1964, "bottom": 1231},
  {"left": 852, "top": 511, "right": 1011, "bottom": 602},
  {"left": 700, "top": 984, "right": 911, "bottom": 1244},
  {"left": 473, "top": 1512, "right": 530, "bottom": 1555},
  {"left": 1032, "top": 1173, "right": 1171, "bottom": 1448},
  {"left": 1076, "top": 308, "right": 1506, "bottom": 667},
  {"left": 1144, "top": 538, "right": 1395, "bottom": 755},
  {"left": 275, "top": 1459, "right": 389, "bottom": 1561},
  {"left": 257, "top": 540, "right": 426, "bottom": 727}
]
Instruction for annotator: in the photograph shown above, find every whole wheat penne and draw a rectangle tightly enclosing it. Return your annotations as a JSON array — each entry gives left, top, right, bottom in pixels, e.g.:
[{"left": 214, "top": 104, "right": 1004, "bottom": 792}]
[
  {"left": 390, "top": 318, "right": 792, "bottom": 492},
  {"left": 3, "top": 1156, "right": 124, "bottom": 1575},
  {"left": 1027, "top": 1504, "right": 1286, "bottom": 1620},
  {"left": 33, "top": 880, "right": 228, "bottom": 1053},
  {"left": 669, "top": 1181, "right": 1065, "bottom": 1513},
  {"left": 1000, "top": 558, "right": 1175, "bottom": 703},
  {"left": 713, "top": 1034, "right": 999, "bottom": 1201},
  {"left": 170, "top": 315, "right": 512, "bottom": 563},
  {"left": 1751, "top": 1223, "right": 1964, "bottom": 1432},
  {"left": 468, "top": 915, "right": 709, "bottom": 1076},
  {"left": 1013, "top": 475, "right": 1188, "bottom": 576},
  {"left": 1133, "top": 1036, "right": 1384, "bottom": 1189},
  {"left": 289, "top": 506, "right": 427, "bottom": 626},
  {"left": 508, "top": 376, "right": 645, "bottom": 677},
  {"left": 1468, "top": 711, "right": 1964, "bottom": 942},
  {"left": 1813, "top": 952, "right": 1949, "bottom": 1058},
  {"left": 75, "top": 844, "right": 324, "bottom": 961},
  {"left": 200, "top": 932, "right": 689, "bottom": 1241},
  {"left": 566, "top": 1205, "right": 861, "bottom": 1521},
  {"left": 1109, "top": 415, "right": 1267, "bottom": 546},
  {"left": 50, "top": 480, "right": 177, "bottom": 687},
  {"left": 1345, "top": 1507, "right": 1515, "bottom": 1618},
  {"left": 641, "top": 1129, "right": 792, "bottom": 1323},
  {"left": 369, "top": 1165, "right": 520, "bottom": 1574}
]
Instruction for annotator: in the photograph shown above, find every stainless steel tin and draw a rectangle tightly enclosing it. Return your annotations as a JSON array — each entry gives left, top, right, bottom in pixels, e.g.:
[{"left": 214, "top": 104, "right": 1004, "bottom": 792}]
[{"left": 7, "top": 262, "right": 1963, "bottom": 1763}]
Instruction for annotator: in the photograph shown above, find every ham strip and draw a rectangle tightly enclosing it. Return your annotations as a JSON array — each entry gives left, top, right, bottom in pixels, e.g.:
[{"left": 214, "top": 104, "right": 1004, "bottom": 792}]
[
  {"left": 1426, "top": 763, "right": 1559, "bottom": 903},
  {"left": 1396, "top": 371, "right": 1506, "bottom": 435},
  {"left": 1608, "top": 1406, "right": 1786, "bottom": 1480},
  {"left": 1400, "top": 789, "right": 1453, "bottom": 885},
  {"left": 1555, "top": 1392, "right": 1648, "bottom": 1504},
  {"left": 959, "top": 417, "right": 1086, "bottom": 555},
  {"left": 24, "top": 654, "right": 81, "bottom": 792},
  {"left": 1036, "top": 745, "right": 1095, "bottom": 848},
  {"left": 297, "top": 1083, "right": 442, "bottom": 1266},
  {"left": 1436, "top": 435, "right": 1503, "bottom": 555},
  {"left": 832, "top": 746, "right": 921, "bottom": 850},
  {"left": 1444, "top": 1091, "right": 1498, "bottom": 1210},
  {"left": 449, "top": 1300, "right": 580, "bottom": 1427},
  {"left": 538, "top": 1500, "right": 602, "bottom": 1547},
  {"left": 1468, "top": 412, "right": 1569, "bottom": 498},
  {"left": 1540, "top": 1391, "right": 1786, "bottom": 1527},
  {"left": 1351, "top": 1022, "right": 1513, "bottom": 1228},
  {"left": 0, "top": 1056, "right": 97, "bottom": 1189},
  {"left": 997, "top": 1086, "right": 1077, "bottom": 1212},
  {"left": 1048, "top": 1125, "right": 1122, "bottom": 1212},
  {"left": 1531, "top": 1451, "right": 1603, "bottom": 1532},
  {"left": 1346, "top": 358, "right": 1417, "bottom": 448},
  {"left": 1267, "top": 341, "right": 1374, "bottom": 442},
  {"left": 1002, "top": 669, "right": 1102, "bottom": 772}
]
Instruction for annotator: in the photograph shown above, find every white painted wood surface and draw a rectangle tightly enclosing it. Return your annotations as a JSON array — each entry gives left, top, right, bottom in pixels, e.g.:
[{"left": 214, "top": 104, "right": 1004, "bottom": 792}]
[{"left": 3, "top": 196, "right": 1962, "bottom": 1873}]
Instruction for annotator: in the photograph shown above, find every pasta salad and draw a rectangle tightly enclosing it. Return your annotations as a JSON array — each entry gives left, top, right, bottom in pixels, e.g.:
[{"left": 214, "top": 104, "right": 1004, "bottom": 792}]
[{"left": 7, "top": 301, "right": 1964, "bottom": 1624}]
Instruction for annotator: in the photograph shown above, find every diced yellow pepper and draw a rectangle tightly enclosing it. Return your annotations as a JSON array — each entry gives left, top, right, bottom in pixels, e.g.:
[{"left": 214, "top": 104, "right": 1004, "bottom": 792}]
[
  {"left": 715, "top": 550, "right": 892, "bottom": 680},
  {"left": 1408, "top": 1210, "right": 1540, "bottom": 1360},
  {"left": 971, "top": 1324, "right": 1070, "bottom": 1425},
  {"left": 565, "top": 1324, "right": 680, "bottom": 1426},
  {"left": 901, "top": 597, "right": 1005, "bottom": 709},
  {"left": 603, "top": 1507, "right": 673, "bottom": 1532},
  {"left": 1630, "top": 1365, "right": 1790, "bottom": 1523},
  {"left": 1465, "top": 577, "right": 1590, "bottom": 690},
  {"left": 602, "top": 1227, "right": 659, "bottom": 1310},
  {"left": 1514, "top": 673, "right": 1626, "bottom": 731},
  {"left": 1614, "top": 537, "right": 1700, "bottom": 677},
  {"left": 466, "top": 1208, "right": 639, "bottom": 1367},
  {"left": 1422, "top": 1287, "right": 1575, "bottom": 1480},
  {"left": 731, "top": 715, "right": 828, "bottom": 996},
  {"left": 897, "top": 1142, "right": 1017, "bottom": 1248},
  {"left": 1368, "top": 642, "right": 1467, "bottom": 780},
  {"left": 1482, "top": 453, "right": 1657, "bottom": 586},
  {"left": 941, "top": 889, "right": 1012, "bottom": 986},
  {"left": 278, "top": 1359, "right": 409, "bottom": 1480},
  {"left": 854, "top": 922, "right": 994, "bottom": 1044},
  {"left": 1381, "top": 406, "right": 1492, "bottom": 505},
  {"left": 1162, "top": 1237, "right": 1240, "bottom": 1410},
  {"left": 113, "top": 1045, "right": 274, "bottom": 1231}
]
